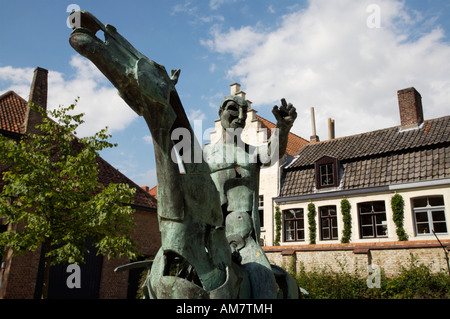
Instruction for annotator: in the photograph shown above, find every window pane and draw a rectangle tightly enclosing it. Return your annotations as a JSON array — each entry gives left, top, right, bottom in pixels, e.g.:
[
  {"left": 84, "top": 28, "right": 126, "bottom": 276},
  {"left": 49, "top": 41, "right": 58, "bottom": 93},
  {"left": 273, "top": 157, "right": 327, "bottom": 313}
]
[
  {"left": 320, "top": 164, "right": 334, "bottom": 186},
  {"left": 376, "top": 225, "right": 388, "bottom": 237},
  {"left": 362, "top": 225, "right": 374, "bottom": 237},
  {"left": 417, "top": 223, "right": 430, "bottom": 234},
  {"left": 286, "top": 230, "right": 294, "bottom": 241},
  {"left": 413, "top": 197, "right": 428, "bottom": 208},
  {"left": 372, "top": 201, "right": 386, "bottom": 212},
  {"left": 322, "top": 227, "right": 330, "bottom": 240},
  {"left": 433, "top": 222, "right": 447, "bottom": 233},
  {"left": 285, "top": 220, "right": 294, "bottom": 231},
  {"left": 415, "top": 211, "right": 429, "bottom": 223},
  {"left": 429, "top": 196, "right": 444, "bottom": 207},
  {"left": 359, "top": 202, "right": 372, "bottom": 214},
  {"left": 332, "top": 227, "right": 338, "bottom": 239},
  {"left": 432, "top": 210, "right": 446, "bottom": 222},
  {"left": 375, "top": 213, "right": 387, "bottom": 225},
  {"left": 258, "top": 195, "right": 264, "bottom": 207},
  {"left": 284, "top": 211, "right": 295, "bottom": 220},
  {"left": 259, "top": 210, "right": 264, "bottom": 228},
  {"left": 297, "top": 229, "right": 304, "bottom": 241},
  {"left": 329, "top": 207, "right": 336, "bottom": 216},
  {"left": 361, "top": 215, "right": 373, "bottom": 225}
]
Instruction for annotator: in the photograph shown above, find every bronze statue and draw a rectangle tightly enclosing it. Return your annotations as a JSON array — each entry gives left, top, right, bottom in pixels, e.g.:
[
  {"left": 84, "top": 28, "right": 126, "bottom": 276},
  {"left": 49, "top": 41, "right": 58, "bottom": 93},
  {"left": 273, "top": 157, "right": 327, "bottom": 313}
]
[{"left": 69, "top": 10, "right": 299, "bottom": 299}]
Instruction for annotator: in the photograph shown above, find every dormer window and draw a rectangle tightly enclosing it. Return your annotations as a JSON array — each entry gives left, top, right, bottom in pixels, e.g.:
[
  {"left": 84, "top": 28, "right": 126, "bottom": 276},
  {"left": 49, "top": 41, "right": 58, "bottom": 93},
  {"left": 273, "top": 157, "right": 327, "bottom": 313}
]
[{"left": 315, "top": 156, "right": 339, "bottom": 189}]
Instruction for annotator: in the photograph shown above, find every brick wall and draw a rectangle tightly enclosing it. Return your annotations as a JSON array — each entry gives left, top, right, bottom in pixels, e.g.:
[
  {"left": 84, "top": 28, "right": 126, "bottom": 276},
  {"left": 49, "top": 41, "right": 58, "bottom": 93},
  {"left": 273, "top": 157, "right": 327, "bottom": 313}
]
[
  {"left": 264, "top": 240, "right": 450, "bottom": 277},
  {"left": 1, "top": 209, "right": 161, "bottom": 299},
  {"left": 24, "top": 67, "right": 48, "bottom": 134},
  {"left": 98, "top": 209, "right": 161, "bottom": 299},
  {"left": 397, "top": 87, "right": 424, "bottom": 129}
]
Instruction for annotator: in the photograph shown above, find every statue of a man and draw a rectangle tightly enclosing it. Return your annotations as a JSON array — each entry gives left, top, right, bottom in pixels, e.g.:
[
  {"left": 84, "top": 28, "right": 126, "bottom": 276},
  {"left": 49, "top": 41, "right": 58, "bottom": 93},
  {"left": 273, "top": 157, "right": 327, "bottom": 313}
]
[{"left": 203, "top": 95, "right": 297, "bottom": 298}]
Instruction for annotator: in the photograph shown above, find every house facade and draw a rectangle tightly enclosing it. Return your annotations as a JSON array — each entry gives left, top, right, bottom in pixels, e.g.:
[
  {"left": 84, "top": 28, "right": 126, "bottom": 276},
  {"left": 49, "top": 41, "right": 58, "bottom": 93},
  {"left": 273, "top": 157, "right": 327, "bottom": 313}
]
[
  {"left": 0, "top": 67, "right": 160, "bottom": 299},
  {"left": 264, "top": 87, "right": 450, "bottom": 276}
]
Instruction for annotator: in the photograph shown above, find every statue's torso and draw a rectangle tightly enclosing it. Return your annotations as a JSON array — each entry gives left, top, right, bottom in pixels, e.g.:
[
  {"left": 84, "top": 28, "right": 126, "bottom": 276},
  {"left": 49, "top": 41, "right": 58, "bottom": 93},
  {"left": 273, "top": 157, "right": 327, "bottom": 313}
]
[{"left": 203, "top": 141, "right": 260, "bottom": 214}]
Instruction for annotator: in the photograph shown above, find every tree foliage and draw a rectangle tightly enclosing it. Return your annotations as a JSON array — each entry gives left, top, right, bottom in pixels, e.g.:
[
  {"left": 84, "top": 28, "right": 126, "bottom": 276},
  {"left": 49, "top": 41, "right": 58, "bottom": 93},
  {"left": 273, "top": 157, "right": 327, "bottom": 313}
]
[
  {"left": 340, "top": 199, "right": 352, "bottom": 243},
  {"left": 307, "top": 203, "right": 316, "bottom": 245},
  {"left": 0, "top": 101, "right": 140, "bottom": 297},
  {"left": 391, "top": 193, "right": 408, "bottom": 241},
  {"left": 274, "top": 205, "right": 281, "bottom": 246}
]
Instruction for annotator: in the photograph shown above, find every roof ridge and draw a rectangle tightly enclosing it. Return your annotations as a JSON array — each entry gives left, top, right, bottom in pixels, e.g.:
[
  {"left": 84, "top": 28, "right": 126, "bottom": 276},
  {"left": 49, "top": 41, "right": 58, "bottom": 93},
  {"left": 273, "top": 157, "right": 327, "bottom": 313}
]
[
  {"left": 304, "top": 114, "right": 450, "bottom": 147},
  {"left": 289, "top": 115, "right": 450, "bottom": 168},
  {"left": 0, "top": 90, "right": 28, "bottom": 105}
]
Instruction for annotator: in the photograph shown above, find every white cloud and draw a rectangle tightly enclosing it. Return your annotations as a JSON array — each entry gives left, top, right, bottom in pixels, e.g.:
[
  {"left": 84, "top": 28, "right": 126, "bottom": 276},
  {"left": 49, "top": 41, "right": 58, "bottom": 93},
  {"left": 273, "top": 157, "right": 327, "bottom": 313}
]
[
  {"left": 172, "top": 1, "right": 224, "bottom": 25},
  {"left": 188, "top": 109, "right": 207, "bottom": 122},
  {"left": 202, "top": 0, "right": 450, "bottom": 140},
  {"left": 0, "top": 55, "right": 138, "bottom": 137},
  {"left": 142, "top": 135, "right": 153, "bottom": 144},
  {"left": 209, "top": 0, "right": 239, "bottom": 10}
]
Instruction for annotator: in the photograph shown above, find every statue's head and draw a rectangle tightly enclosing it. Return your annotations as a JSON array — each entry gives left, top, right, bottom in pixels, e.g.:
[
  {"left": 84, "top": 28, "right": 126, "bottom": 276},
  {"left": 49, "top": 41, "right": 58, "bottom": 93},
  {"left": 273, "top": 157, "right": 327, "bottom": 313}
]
[{"left": 218, "top": 95, "right": 248, "bottom": 130}]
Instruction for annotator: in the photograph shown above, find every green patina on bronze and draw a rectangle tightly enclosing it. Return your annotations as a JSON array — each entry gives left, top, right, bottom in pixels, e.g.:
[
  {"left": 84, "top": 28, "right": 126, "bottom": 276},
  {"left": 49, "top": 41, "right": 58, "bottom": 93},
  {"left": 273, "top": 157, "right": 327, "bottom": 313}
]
[{"left": 69, "top": 10, "right": 299, "bottom": 299}]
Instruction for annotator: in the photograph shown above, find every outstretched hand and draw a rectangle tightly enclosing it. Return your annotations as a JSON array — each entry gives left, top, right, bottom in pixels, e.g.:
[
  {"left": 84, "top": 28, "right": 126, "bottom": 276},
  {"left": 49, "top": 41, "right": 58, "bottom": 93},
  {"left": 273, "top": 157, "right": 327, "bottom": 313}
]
[{"left": 272, "top": 98, "right": 297, "bottom": 128}]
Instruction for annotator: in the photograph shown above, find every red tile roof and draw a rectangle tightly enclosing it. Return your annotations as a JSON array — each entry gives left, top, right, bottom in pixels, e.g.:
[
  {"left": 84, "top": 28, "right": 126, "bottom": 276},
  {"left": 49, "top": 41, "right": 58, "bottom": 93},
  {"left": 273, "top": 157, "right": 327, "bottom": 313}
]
[{"left": 0, "top": 91, "right": 27, "bottom": 134}]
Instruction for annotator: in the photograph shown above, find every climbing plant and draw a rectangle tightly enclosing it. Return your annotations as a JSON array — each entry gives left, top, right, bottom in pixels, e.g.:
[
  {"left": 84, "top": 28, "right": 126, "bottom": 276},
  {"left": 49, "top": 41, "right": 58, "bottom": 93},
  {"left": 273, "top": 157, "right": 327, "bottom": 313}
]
[
  {"left": 307, "top": 203, "right": 316, "bottom": 245},
  {"left": 274, "top": 205, "right": 282, "bottom": 246},
  {"left": 340, "top": 199, "right": 352, "bottom": 243},
  {"left": 391, "top": 193, "right": 409, "bottom": 241}
]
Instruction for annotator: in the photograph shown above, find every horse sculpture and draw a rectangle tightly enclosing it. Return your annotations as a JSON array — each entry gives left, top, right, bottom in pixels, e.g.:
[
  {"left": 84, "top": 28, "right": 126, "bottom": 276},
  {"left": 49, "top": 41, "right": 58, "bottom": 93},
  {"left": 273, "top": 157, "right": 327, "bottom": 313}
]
[{"left": 69, "top": 10, "right": 299, "bottom": 299}]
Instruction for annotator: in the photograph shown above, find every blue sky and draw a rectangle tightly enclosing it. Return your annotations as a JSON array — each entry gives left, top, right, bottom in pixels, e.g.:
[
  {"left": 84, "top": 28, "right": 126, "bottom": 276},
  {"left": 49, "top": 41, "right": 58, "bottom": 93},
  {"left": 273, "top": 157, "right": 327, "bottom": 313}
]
[{"left": 1, "top": 0, "right": 450, "bottom": 188}]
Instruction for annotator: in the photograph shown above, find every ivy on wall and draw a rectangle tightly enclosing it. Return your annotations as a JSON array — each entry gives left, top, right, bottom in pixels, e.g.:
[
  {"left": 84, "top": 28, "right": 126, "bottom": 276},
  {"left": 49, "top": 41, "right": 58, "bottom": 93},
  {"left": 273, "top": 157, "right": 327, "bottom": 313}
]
[
  {"left": 340, "top": 199, "right": 352, "bottom": 243},
  {"left": 274, "top": 205, "right": 282, "bottom": 246},
  {"left": 391, "top": 193, "right": 409, "bottom": 241},
  {"left": 307, "top": 203, "right": 316, "bottom": 245}
]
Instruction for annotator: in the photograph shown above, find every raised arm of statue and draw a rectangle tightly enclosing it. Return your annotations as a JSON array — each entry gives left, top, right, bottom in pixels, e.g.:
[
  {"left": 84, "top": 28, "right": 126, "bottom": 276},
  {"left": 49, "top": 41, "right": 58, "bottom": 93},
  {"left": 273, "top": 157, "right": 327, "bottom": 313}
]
[{"left": 259, "top": 98, "right": 297, "bottom": 166}]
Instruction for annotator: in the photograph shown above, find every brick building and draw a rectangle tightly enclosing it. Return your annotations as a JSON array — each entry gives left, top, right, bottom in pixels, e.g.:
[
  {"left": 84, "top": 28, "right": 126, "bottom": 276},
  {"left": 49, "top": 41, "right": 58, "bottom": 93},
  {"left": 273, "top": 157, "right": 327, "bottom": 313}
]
[
  {"left": 0, "top": 67, "right": 160, "bottom": 299},
  {"left": 265, "top": 87, "right": 450, "bottom": 276}
]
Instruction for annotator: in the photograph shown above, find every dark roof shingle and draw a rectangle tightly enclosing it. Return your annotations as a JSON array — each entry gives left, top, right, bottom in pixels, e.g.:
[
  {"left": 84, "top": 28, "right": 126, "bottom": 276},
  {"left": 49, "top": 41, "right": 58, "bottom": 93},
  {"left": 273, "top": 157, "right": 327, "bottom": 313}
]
[
  {"left": 289, "top": 116, "right": 450, "bottom": 168},
  {"left": 280, "top": 116, "right": 450, "bottom": 197}
]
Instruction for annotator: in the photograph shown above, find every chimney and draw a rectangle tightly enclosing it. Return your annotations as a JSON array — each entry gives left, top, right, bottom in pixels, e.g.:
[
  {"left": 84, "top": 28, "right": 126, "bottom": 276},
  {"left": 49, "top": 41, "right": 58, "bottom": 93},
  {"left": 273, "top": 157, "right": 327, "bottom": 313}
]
[
  {"left": 397, "top": 87, "right": 423, "bottom": 130},
  {"left": 230, "top": 82, "right": 252, "bottom": 109},
  {"left": 310, "top": 107, "right": 320, "bottom": 142},
  {"left": 230, "top": 83, "right": 241, "bottom": 95},
  {"left": 328, "top": 118, "right": 335, "bottom": 140},
  {"left": 24, "top": 67, "right": 48, "bottom": 134}
]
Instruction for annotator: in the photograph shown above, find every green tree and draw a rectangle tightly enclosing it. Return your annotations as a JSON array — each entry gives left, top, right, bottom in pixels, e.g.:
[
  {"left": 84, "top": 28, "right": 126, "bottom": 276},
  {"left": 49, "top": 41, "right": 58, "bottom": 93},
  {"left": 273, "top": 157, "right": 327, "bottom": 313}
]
[{"left": 0, "top": 101, "right": 139, "bottom": 298}]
